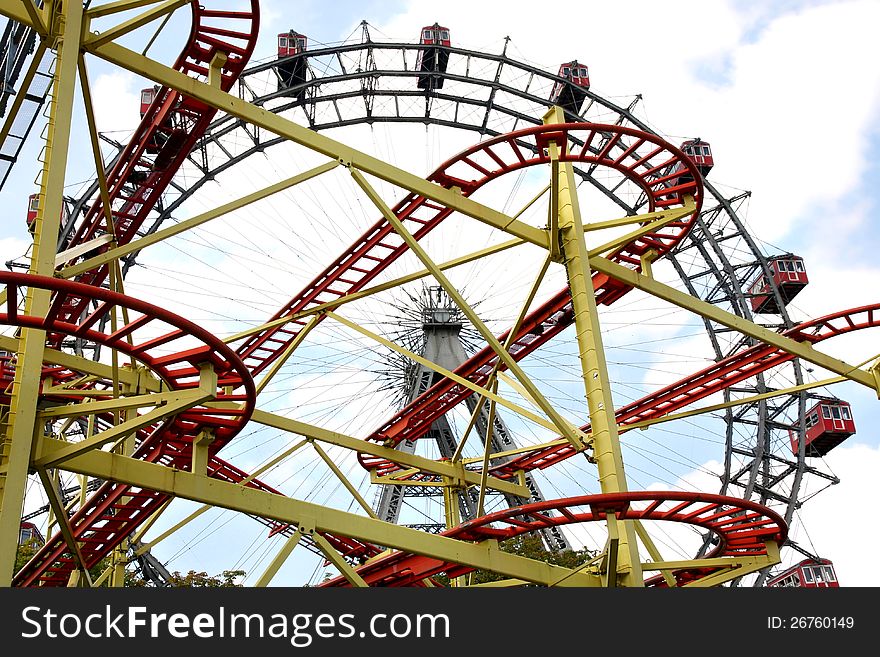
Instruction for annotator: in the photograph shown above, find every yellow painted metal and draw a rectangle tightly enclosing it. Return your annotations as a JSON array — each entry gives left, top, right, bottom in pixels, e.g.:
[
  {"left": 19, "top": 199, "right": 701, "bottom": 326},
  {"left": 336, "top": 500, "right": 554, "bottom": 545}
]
[
  {"left": 634, "top": 520, "right": 675, "bottom": 587},
  {"left": 252, "top": 409, "right": 530, "bottom": 499},
  {"left": 86, "top": 0, "right": 173, "bottom": 18},
  {"left": 36, "top": 468, "right": 92, "bottom": 586},
  {"left": 591, "top": 198, "right": 694, "bottom": 257},
  {"left": 77, "top": 56, "right": 117, "bottom": 239},
  {"left": 476, "top": 379, "right": 499, "bottom": 517},
  {"left": 85, "top": 38, "right": 549, "bottom": 249},
  {"left": 33, "top": 384, "right": 215, "bottom": 469},
  {"left": 681, "top": 541, "right": 780, "bottom": 588},
  {"left": 38, "top": 439, "right": 599, "bottom": 586},
  {"left": 191, "top": 430, "right": 214, "bottom": 476},
  {"left": 350, "top": 169, "right": 588, "bottom": 451},
  {"left": 134, "top": 437, "right": 310, "bottom": 557},
  {"left": 254, "top": 528, "right": 303, "bottom": 587},
  {"left": 442, "top": 476, "right": 461, "bottom": 532},
  {"left": 590, "top": 254, "right": 877, "bottom": 391},
  {"left": 0, "top": 335, "right": 163, "bottom": 393},
  {"left": 326, "top": 310, "right": 581, "bottom": 440},
  {"left": 86, "top": 0, "right": 189, "bottom": 48},
  {"left": 310, "top": 530, "right": 368, "bottom": 587},
  {"left": 544, "top": 106, "right": 641, "bottom": 586},
  {"left": 62, "top": 161, "right": 340, "bottom": 278},
  {"left": 0, "top": 0, "right": 83, "bottom": 587},
  {"left": 310, "top": 440, "right": 379, "bottom": 519},
  {"left": 452, "top": 252, "right": 554, "bottom": 463},
  {"left": 37, "top": 388, "right": 206, "bottom": 418}
]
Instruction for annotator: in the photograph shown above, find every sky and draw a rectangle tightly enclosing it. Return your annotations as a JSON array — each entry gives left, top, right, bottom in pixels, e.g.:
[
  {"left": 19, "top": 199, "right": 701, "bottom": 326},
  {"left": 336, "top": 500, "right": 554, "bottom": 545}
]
[{"left": 2, "top": 0, "right": 880, "bottom": 587}]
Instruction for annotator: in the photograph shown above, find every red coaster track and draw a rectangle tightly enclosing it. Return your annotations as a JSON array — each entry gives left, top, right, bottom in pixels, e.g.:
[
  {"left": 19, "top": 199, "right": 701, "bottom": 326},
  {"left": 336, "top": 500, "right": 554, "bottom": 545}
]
[{"left": 319, "top": 492, "right": 788, "bottom": 587}]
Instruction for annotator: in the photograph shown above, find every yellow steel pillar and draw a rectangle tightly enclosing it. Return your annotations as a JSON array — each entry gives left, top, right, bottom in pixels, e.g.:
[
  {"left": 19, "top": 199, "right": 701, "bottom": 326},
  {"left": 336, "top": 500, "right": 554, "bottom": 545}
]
[
  {"left": 544, "top": 107, "right": 643, "bottom": 586},
  {"left": 0, "top": 0, "right": 84, "bottom": 586}
]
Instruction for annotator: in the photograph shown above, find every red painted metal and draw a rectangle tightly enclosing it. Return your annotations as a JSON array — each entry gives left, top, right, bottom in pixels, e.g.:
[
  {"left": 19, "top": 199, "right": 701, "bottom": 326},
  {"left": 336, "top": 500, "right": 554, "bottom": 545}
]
[
  {"left": 749, "top": 255, "right": 808, "bottom": 314},
  {"left": 419, "top": 24, "right": 451, "bottom": 47},
  {"left": 278, "top": 30, "right": 307, "bottom": 57},
  {"left": 550, "top": 61, "right": 590, "bottom": 113},
  {"left": 51, "top": 2, "right": 259, "bottom": 335},
  {"left": 766, "top": 557, "right": 838, "bottom": 588},
  {"left": 791, "top": 398, "right": 855, "bottom": 457},
  {"left": 320, "top": 491, "right": 787, "bottom": 587}
]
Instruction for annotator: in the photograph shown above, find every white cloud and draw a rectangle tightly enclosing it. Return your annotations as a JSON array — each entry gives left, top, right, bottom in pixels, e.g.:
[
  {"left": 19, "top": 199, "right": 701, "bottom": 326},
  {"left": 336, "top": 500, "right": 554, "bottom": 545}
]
[{"left": 90, "top": 71, "right": 141, "bottom": 135}]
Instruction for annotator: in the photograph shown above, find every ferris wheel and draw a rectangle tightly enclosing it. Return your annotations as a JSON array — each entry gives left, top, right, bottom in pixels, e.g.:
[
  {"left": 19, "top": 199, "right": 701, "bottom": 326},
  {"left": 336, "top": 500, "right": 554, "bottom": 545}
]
[{"left": 0, "top": 1, "right": 873, "bottom": 588}]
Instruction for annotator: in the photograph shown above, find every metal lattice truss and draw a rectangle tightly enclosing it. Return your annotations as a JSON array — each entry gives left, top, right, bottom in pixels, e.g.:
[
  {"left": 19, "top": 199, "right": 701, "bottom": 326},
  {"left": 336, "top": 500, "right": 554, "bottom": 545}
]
[{"left": 1, "top": 1, "right": 877, "bottom": 589}]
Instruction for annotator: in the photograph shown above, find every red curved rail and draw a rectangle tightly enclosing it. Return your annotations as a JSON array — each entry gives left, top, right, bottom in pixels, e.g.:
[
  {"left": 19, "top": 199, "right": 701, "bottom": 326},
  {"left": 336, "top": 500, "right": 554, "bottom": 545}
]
[
  {"left": 3, "top": 273, "right": 256, "bottom": 586},
  {"left": 320, "top": 491, "right": 787, "bottom": 587}
]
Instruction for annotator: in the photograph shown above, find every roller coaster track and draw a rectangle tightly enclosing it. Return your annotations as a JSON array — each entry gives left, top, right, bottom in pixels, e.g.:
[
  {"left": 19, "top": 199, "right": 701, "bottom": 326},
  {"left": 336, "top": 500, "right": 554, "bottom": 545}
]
[
  {"left": 319, "top": 492, "right": 788, "bottom": 587},
  {"left": 13, "top": 115, "right": 701, "bottom": 583},
  {"left": 52, "top": 2, "right": 259, "bottom": 332}
]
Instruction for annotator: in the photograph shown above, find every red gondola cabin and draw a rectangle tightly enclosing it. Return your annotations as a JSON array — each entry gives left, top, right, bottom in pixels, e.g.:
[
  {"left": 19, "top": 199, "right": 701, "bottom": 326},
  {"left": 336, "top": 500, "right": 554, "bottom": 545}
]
[
  {"left": 19, "top": 521, "right": 44, "bottom": 546},
  {"left": 550, "top": 61, "right": 590, "bottom": 115},
  {"left": 25, "top": 193, "right": 39, "bottom": 229},
  {"left": 790, "top": 399, "right": 855, "bottom": 457},
  {"left": 140, "top": 85, "right": 159, "bottom": 118},
  {"left": 748, "top": 255, "right": 808, "bottom": 314},
  {"left": 416, "top": 24, "right": 451, "bottom": 90},
  {"left": 25, "top": 193, "right": 67, "bottom": 233},
  {"left": 767, "top": 558, "right": 839, "bottom": 588},
  {"left": 277, "top": 30, "right": 308, "bottom": 91},
  {"left": 680, "top": 139, "right": 713, "bottom": 175}
]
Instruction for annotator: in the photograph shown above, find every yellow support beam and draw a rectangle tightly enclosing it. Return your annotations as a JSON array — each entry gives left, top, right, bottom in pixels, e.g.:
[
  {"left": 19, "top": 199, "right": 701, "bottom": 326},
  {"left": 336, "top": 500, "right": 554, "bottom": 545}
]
[
  {"left": 0, "top": 0, "right": 83, "bottom": 587},
  {"left": 254, "top": 528, "right": 303, "bottom": 587},
  {"left": 325, "top": 309, "right": 585, "bottom": 442},
  {"left": 349, "top": 168, "right": 587, "bottom": 451},
  {"left": 86, "top": 0, "right": 189, "bottom": 48},
  {"left": 589, "top": 254, "right": 877, "bottom": 391},
  {"left": 60, "top": 161, "right": 340, "bottom": 277},
  {"left": 33, "top": 385, "right": 215, "bottom": 469},
  {"left": 251, "top": 409, "right": 530, "bottom": 499},
  {"left": 310, "top": 440, "right": 378, "bottom": 519},
  {"left": 37, "top": 438, "right": 599, "bottom": 586},
  {"left": 545, "top": 106, "right": 642, "bottom": 586}
]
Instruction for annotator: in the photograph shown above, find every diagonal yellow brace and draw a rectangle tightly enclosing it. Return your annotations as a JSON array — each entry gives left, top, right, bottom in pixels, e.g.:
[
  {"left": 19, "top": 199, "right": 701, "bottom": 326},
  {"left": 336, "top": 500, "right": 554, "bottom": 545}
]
[
  {"left": 254, "top": 528, "right": 303, "bottom": 587},
  {"left": 86, "top": 0, "right": 189, "bottom": 48},
  {"left": 589, "top": 255, "right": 877, "bottom": 390},
  {"left": 61, "top": 161, "right": 340, "bottom": 277},
  {"left": 251, "top": 409, "right": 530, "bottom": 498},
  {"left": 36, "top": 468, "right": 92, "bottom": 587},
  {"left": 326, "top": 309, "right": 586, "bottom": 442},
  {"left": 349, "top": 168, "right": 587, "bottom": 450},
  {"left": 34, "top": 387, "right": 214, "bottom": 469}
]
